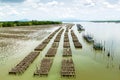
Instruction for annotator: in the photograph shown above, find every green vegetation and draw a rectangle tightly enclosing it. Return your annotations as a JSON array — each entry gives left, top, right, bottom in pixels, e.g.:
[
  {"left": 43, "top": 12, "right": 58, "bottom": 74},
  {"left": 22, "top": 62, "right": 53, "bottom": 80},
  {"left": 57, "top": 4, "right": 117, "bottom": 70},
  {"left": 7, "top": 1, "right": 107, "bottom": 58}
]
[
  {"left": 91, "top": 20, "right": 120, "bottom": 23},
  {"left": 0, "top": 20, "right": 62, "bottom": 27},
  {"left": 0, "top": 23, "right": 2, "bottom": 27}
]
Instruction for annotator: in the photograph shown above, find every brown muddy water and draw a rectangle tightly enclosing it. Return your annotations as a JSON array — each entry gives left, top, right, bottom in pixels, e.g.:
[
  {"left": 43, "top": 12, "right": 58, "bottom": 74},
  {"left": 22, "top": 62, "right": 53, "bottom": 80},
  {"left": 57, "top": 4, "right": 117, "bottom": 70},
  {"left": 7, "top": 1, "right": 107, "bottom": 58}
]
[{"left": 0, "top": 23, "right": 120, "bottom": 80}]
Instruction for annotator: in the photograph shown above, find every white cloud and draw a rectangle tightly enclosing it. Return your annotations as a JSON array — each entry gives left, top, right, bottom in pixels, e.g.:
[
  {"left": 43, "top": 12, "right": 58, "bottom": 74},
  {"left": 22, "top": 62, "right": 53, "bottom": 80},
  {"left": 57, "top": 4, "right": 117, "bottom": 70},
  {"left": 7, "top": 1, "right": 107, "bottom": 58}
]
[
  {"left": 103, "top": 1, "right": 120, "bottom": 9},
  {"left": 0, "top": 7, "right": 3, "bottom": 10},
  {"left": 0, "top": 5, "right": 20, "bottom": 15},
  {"left": 47, "top": 1, "right": 58, "bottom": 6},
  {"left": 0, "top": 12, "right": 4, "bottom": 16},
  {"left": 0, "top": 0, "right": 120, "bottom": 21},
  {"left": 85, "top": 0, "right": 95, "bottom": 6}
]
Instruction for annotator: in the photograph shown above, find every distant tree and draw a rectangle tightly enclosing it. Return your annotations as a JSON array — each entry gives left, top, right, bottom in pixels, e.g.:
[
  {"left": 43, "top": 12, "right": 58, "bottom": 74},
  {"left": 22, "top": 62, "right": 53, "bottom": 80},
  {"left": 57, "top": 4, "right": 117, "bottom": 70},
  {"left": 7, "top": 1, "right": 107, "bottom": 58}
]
[
  {"left": 2, "top": 22, "right": 14, "bottom": 27},
  {"left": 0, "top": 21, "right": 62, "bottom": 27},
  {"left": 0, "top": 23, "right": 2, "bottom": 27}
]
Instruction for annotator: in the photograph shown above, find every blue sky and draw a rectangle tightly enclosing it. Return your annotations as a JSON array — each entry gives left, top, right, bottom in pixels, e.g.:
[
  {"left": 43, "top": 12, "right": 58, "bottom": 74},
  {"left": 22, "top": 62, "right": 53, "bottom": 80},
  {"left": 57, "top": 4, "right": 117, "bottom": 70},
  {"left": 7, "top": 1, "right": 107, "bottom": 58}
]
[{"left": 0, "top": 0, "right": 120, "bottom": 21}]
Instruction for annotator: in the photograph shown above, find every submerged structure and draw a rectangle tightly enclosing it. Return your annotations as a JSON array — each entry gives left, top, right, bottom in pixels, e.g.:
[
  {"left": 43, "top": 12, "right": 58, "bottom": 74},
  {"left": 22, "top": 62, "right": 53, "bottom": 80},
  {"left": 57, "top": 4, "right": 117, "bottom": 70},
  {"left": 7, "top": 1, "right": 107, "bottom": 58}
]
[
  {"left": 76, "top": 24, "right": 85, "bottom": 31},
  {"left": 93, "top": 42, "right": 103, "bottom": 50},
  {"left": 83, "top": 34, "right": 94, "bottom": 43}
]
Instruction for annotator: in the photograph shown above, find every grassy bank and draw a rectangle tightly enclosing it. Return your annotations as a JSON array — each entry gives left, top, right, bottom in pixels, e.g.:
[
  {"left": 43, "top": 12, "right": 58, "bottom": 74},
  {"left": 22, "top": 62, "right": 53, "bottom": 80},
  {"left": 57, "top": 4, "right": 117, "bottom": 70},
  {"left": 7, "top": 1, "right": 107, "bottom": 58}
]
[{"left": 0, "top": 20, "right": 62, "bottom": 27}]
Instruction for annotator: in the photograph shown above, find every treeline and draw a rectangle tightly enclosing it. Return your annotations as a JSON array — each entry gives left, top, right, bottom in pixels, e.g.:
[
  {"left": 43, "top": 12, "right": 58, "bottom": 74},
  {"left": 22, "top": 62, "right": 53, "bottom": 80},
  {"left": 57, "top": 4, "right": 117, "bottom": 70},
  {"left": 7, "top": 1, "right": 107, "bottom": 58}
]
[
  {"left": 91, "top": 20, "right": 120, "bottom": 23},
  {"left": 0, "top": 20, "right": 62, "bottom": 27}
]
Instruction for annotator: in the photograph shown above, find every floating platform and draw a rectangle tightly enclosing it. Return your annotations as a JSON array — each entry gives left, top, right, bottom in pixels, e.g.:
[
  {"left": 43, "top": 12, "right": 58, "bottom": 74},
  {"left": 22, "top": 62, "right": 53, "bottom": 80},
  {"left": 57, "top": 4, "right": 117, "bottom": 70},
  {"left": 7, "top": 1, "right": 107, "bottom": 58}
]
[
  {"left": 71, "top": 34, "right": 77, "bottom": 39},
  {"left": 34, "top": 43, "right": 47, "bottom": 51},
  {"left": 72, "top": 38, "right": 79, "bottom": 42},
  {"left": 45, "top": 48, "right": 57, "bottom": 57},
  {"left": 9, "top": 27, "right": 62, "bottom": 75},
  {"left": 64, "top": 35, "right": 69, "bottom": 38},
  {"left": 73, "top": 42, "right": 82, "bottom": 48},
  {"left": 61, "top": 59, "right": 75, "bottom": 77},
  {"left": 35, "top": 27, "right": 62, "bottom": 51},
  {"left": 48, "top": 32, "right": 56, "bottom": 39},
  {"left": 63, "top": 48, "right": 72, "bottom": 57},
  {"left": 43, "top": 38, "right": 50, "bottom": 44},
  {"left": 54, "top": 29, "right": 64, "bottom": 42},
  {"left": 66, "top": 24, "right": 74, "bottom": 30},
  {"left": 48, "top": 27, "right": 62, "bottom": 39},
  {"left": 64, "top": 35, "right": 68, "bottom": 39},
  {"left": 70, "top": 30, "right": 82, "bottom": 48},
  {"left": 9, "top": 51, "right": 40, "bottom": 75},
  {"left": 54, "top": 37, "right": 61, "bottom": 42},
  {"left": 64, "top": 38, "right": 69, "bottom": 42},
  {"left": 65, "top": 29, "right": 69, "bottom": 32},
  {"left": 64, "top": 42, "right": 70, "bottom": 48},
  {"left": 64, "top": 32, "right": 68, "bottom": 36},
  {"left": 52, "top": 42, "right": 59, "bottom": 48},
  {"left": 34, "top": 58, "right": 53, "bottom": 76}
]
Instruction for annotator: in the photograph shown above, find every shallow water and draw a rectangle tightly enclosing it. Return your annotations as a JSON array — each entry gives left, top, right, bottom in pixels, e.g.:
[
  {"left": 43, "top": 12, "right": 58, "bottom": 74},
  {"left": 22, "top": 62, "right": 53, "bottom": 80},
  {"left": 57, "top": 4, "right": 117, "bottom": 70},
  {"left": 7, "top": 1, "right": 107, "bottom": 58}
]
[{"left": 0, "top": 23, "right": 120, "bottom": 80}]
